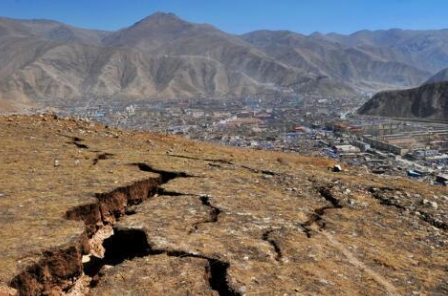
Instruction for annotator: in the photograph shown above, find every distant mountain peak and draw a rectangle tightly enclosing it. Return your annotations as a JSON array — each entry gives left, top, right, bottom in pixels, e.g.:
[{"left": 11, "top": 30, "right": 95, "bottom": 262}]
[
  {"left": 134, "top": 11, "right": 183, "bottom": 25},
  {"left": 150, "top": 11, "right": 179, "bottom": 18},
  {"left": 309, "top": 32, "right": 324, "bottom": 37}
]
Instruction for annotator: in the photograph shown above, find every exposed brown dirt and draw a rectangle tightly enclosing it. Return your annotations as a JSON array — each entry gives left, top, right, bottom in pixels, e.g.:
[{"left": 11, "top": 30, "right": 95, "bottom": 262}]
[{"left": 0, "top": 114, "right": 447, "bottom": 295}]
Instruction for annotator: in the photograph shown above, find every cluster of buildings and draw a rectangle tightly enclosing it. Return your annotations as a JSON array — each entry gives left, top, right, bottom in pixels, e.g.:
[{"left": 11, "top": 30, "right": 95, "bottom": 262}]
[
  {"left": 53, "top": 95, "right": 448, "bottom": 186},
  {"left": 320, "top": 119, "right": 448, "bottom": 185}
]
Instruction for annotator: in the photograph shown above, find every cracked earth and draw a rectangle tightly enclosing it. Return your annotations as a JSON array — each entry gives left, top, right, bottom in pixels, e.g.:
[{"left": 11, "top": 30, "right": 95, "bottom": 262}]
[{"left": 0, "top": 115, "right": 447, "bottom": 296}]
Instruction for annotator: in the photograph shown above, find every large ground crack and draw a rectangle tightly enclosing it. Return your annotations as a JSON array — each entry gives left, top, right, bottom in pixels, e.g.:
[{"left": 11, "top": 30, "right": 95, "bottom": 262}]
[
  {"left": 9, "top": 163, "right": 192, "bottom": 296},
  {"left": 87, "top": 227, "right": 241, "bottom": 296}
]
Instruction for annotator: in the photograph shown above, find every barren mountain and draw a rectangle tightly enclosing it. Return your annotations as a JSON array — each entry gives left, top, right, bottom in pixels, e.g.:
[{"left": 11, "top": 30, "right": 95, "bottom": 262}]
[
  {"left": 103, "top": 13, "right": 324, "bottom": 89},
  {"left": 0, "top": 13, "right": 357, "bottom": 111},
  {"left": 0, "top": 115, "right": 447, "bottom": 295},
  {"left": 358, "top": 81, "right": 448, "bottom": 121},
  {"left": 0, "top": 16, "right": 108, "bottom": 45},
  {"left": 424, "top": 67, "right": 448, "bottom": 84},
  {"left": 0, "top": 40, "right": 261, "bottom": 109},
  {"left": 0, "top": 15, "right": 267, "bottom": 109},
  {"left": 242, "top": 30, "right": 431, "bottom": 92},
  {"left": 102, "top": 12, "right": 233, "bottom": 52},
  {"left": 5, "top": 12, "right": 448, "bottom": 111},
  {"left": 319, "top": 29, "right": 448, "bottom": 73}
]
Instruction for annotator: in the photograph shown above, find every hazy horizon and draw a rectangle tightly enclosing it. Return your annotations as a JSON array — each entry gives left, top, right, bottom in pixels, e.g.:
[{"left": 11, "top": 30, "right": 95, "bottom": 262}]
[
  {"left": 3, "top": 11, "right": 448, "bottom": 36},
  {"left": 2, "top": 0, "right": 448, "bottom": 35}
]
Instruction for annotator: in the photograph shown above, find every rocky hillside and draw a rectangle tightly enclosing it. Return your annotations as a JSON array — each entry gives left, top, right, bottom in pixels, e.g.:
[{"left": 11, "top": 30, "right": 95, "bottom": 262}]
[
  {"left": 317, "top": 29, "right": 448, "bottom": 73},
  {"left": 424, "top": 67, "right": 448, "bottom": 84},
  {"left": 0, "top": 17, "right": 107, "bottom": 44},
  {"left": 0, "top": 114, "right": 447, "bottom": 295},
  {"left": 358, "top": 81, "right": 448, "bottom": 121},
  {"left": 242, "top": 30, "right": 430, "bottom": 92},
  {"left": 0, "top": 40, "right": 261, "bottom": 109},
  {"left": 6, "top": 13, "right": 448, "bottom": 111},
  {"left": 0, "top": 13, "right": 352, "bottom": 111}
]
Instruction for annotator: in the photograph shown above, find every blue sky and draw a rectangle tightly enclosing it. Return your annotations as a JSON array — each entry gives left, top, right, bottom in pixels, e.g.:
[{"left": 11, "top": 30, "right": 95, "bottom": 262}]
[{"left": 1, "top": 0, "right": 448, "bottom": 34}]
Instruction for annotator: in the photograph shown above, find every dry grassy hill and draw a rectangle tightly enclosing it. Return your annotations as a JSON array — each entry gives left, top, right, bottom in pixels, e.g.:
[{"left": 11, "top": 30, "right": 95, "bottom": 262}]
[{"left": 0, "top": 115, "right": 447, "bottom": 295}]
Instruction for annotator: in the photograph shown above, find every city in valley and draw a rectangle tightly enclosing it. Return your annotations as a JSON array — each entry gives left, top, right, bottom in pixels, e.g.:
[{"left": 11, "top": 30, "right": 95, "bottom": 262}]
[{"left": 46, "top": 93, "right": 448, "bottom": 187}]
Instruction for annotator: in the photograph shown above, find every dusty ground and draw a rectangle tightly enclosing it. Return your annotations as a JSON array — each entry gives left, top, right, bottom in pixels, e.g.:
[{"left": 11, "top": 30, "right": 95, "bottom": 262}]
[{"left": 0, "top": 114, "right": 447, "bottom": 296}]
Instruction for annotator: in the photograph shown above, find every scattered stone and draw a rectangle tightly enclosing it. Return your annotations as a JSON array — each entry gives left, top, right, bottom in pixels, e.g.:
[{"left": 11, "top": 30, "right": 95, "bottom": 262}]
[
  {"left": 318, "top": 279, "right": 329, "bottom": 285},
  {"left": 429, "top": 201, "right": 438, "bottom": 210},
  {"left": 332, "top": 165, "right": 343, "bottom": 172},
  {"left": 82, "top": 255, "right": 91, "bottom": 263},
  {"left": 421, "top": 199, "right": 437, "bottom": 209},
  {"left": 348, "top": 199, "right": 356, "bottom": 205}
]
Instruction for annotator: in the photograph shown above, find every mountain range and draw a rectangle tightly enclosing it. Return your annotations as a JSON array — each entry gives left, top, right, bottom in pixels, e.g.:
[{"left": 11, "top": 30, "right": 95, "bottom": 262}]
[{"left": 2, "top": 12, "right": 448, "bottom": 111}]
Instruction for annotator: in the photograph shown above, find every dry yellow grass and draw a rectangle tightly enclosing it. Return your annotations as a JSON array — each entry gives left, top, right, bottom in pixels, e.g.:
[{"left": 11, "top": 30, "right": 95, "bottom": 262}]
[{"left": 0, "top": 114, "right": 446, "bottom": 296}]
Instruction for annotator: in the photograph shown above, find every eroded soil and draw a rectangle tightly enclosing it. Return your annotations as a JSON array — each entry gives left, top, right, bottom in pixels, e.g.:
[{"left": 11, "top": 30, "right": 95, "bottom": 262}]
[{"left": 0, "top": 114, "right": 447, "bottom": 296}]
